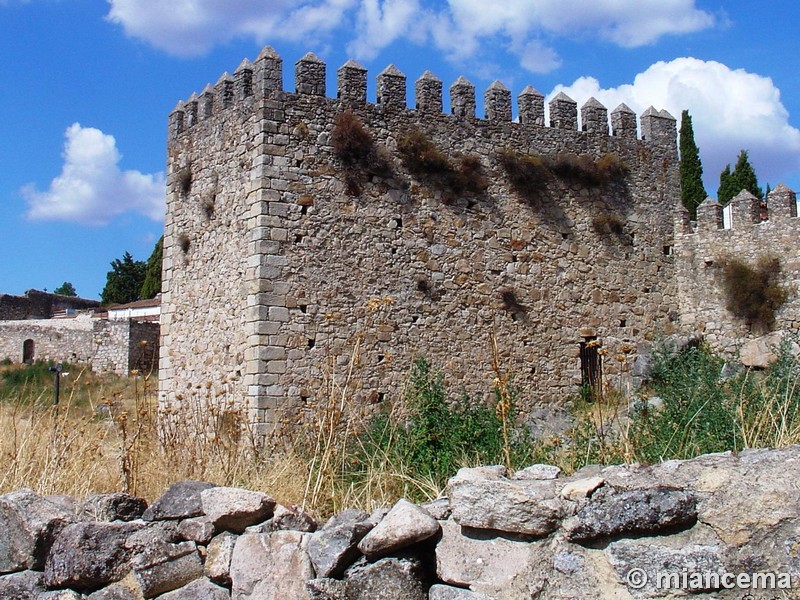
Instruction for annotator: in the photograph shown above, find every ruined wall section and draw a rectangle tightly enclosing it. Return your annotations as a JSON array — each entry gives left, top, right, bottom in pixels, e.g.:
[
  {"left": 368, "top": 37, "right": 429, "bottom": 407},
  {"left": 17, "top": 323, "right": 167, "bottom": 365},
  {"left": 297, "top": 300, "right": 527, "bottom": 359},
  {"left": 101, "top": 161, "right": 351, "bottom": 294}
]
[
  {"left": 163, "top": 48, "right": 680, "bottom": 431},
  {"left": 0, "top": 290, "right": 100, "bottom": 321},
  {"left": 675, "top": 185, "right": 800, "bottom": 352},
  {"left": 0, "top": 317, "right": 154, "bottom": 375},
  {"left": 0, "top": 316, "right": 97, "bottom": 364}
]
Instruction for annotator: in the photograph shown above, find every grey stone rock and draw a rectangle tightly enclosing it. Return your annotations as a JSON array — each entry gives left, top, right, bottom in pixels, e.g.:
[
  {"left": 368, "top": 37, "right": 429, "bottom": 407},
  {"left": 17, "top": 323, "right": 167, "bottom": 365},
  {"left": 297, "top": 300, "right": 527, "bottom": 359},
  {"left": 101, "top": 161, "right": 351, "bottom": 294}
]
[
  {"left": 177, "top": 516, "right": 216, "bottom": 544},
  {"left": 344, "top": 555, "right": 428, "bottom": 600},
  {"left": 43, "top": 521, "right": 147, "bottom": 592},
  {"left": 200, "top": 487, "right": 275, "bottom": 533},
  {"left": 82, "top": 493, "right": 147, "bottom": 522},
  {"left": 306, "top": 577, "right": 347, "bottom": 600},
  {"left": 358, "top": 498, "right": 440, "bottom": 559},
  {"left": 155, "top": 577, "right": 230, "bottom": 599},
  {"left": 307, "top": 509, "right": 373, "bottom": 578},
  {"left": 205, "top": 532, "right": 237, "bottom": 586},
  {"left": 740, "top": 330, "right": 798, "bottom": 368},
  {"left": 0, "top": 489, "right": 74, "bottom": 573},
  {"left": 85, "top": 583, "right": 139, "bottom": 600},
  {"left": 130, "top": 540, "right": 203, "bottom": 598},
  {"left": 0, "top": 569, "right": 45, "bottom": 599},
  {"left": 512, "top": 464, "right": 561, "bottom": 480},
  {"left": 244, "top": 503, "right": 316, "bottom": 534},
  {"left": 435, "top": 518, "right": 539, "bottom": 593},
  {"left": 36, "top": 590, "right": 83, "bottom": 599},
  {"left": 428, "top": 584, "right": 493, "bottom": 600},
  {"left": 606, "top": 539, "right": 725, "bottom": 596},
  {"left": 419, "top": 498, "right": 451, "bottom": 520},
  {"left": 229, "top": 530, "right": 314, "bottom": 599},
  {"left": 447, "top": 466, "right": 562, "bottom": 536},
  {"left": 565, "top": 486, "right": 697, "bottom": 542},
  {"left": 143, "top": 481, "right": 217, "bottom": 521}
]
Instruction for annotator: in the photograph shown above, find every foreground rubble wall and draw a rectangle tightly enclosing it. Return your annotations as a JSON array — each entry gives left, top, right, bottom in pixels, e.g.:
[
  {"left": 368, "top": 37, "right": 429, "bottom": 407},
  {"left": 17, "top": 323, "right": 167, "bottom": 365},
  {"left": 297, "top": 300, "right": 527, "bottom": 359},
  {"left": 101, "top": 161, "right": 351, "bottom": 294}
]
[{"left": 2, "top": 446, "right": 799, "bottom": 599}]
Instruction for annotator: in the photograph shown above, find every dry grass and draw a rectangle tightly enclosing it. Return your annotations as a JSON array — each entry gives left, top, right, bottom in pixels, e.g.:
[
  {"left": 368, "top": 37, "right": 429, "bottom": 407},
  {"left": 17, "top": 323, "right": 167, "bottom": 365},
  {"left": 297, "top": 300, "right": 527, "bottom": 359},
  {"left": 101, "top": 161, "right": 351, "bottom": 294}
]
[{"left": 0, "top": 341, "right": 439, "bottom": 518}]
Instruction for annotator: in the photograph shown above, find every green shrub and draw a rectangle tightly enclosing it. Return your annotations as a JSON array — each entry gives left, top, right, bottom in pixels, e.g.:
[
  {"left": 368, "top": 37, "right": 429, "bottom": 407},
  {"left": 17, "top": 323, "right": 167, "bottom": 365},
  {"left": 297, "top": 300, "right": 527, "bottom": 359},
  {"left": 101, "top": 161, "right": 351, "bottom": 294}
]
[
  {"left": 356, "top": 357, "right": 527, "bottom": 494},
  {"left": 2, "top": 361, "right": 59, "bottom": 388},
  {"left": 629, "top": 344, "right": 737, "bottom": 462},
  {"left": 719, "top": 256, "right": 788, "bottom": 332}
]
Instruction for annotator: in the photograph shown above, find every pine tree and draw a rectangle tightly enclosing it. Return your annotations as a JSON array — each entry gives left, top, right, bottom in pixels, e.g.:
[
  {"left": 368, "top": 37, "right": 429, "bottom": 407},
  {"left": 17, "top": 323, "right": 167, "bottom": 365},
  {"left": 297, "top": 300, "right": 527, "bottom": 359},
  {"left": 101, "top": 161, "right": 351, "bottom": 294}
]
[
  {"left": 717, "top": 164, "right": 737, "bottom": 205},
  {"left": 100, "top": 251, "right": 146, "bottom": 305},
  {"left": 732, "top": 149, "right": 763, "bottom": 199},
  {"left": 678, "top": 110, "right": 706, "bottom": 219},
  {"left": 53, "top": 281, "right": 77, "bottom": 297},
  {"left": 718, "top": 150, "right": 763, "bottom": 204},
  {"left": 140, "top": 236, "right": 163, "bottom": 300}
]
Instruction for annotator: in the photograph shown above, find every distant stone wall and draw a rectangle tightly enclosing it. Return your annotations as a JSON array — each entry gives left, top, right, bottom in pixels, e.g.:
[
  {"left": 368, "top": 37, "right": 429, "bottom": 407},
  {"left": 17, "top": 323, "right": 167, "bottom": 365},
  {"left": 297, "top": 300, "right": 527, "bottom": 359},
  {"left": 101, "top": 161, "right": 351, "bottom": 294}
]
[
  {"left": 161, "top": 47, "right": 681, "bottom": 432},
  {"left": 676, "top": 185, "right": 800, "bottom": 353},
  {"left": 0, "top": 316, "right": 159, "bottom": 376},
  {"left": 0, "top": 316, "right": 97, "bottom": 365},
  {"left": 2, "top": 446, "right": 799, "bottom": 599},
  {"left": 0, "top": 290, "right": 100, "bottom": 321}
]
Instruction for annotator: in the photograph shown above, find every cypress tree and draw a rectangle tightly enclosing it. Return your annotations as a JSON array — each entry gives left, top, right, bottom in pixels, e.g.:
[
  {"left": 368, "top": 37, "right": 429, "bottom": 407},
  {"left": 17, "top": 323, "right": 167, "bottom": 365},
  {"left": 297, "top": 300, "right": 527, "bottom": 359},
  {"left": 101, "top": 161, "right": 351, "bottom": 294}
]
[
  {"left": 140, "top": 236, "right": 163, "bottom": 299},
  {"left": 678, "top": 110, "right": 706, "bottom": 219}
]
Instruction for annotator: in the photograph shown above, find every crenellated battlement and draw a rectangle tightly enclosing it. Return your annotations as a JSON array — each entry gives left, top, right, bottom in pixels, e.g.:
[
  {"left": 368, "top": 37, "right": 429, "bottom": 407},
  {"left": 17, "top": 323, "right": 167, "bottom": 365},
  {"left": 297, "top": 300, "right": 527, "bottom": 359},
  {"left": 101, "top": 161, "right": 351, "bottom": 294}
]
[
  {"left": 684, "top": 185, "right": 798, "bottom": 235},
  {"left": 161, "top": 45, "right": 695, "bottom": 433},
  {"left": 168, "top": 46, "right": 677, "bottom": 150}
]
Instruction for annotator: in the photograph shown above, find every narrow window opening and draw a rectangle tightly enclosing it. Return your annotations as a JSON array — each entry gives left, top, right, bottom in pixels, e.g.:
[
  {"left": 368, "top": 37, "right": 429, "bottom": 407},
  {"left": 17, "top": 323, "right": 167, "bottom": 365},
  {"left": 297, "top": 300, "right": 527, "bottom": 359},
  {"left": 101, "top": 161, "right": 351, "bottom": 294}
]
[
  {"left": 22, "top": 339, "right": 35, "bottom": 364},
  {"left": 579, "top": 337, "right": 603, "bottom": 402}
]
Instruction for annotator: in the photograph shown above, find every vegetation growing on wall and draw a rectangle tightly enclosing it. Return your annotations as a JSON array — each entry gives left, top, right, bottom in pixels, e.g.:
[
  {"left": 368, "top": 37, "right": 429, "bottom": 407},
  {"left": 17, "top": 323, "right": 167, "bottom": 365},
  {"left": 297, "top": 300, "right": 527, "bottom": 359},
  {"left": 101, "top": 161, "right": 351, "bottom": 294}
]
[
  {"left": 331, "top": 111, "right": 392, "bottom": 195},
  {"left": 719, "top": 255, "right": 788, "bottom": 331},
  {"left": 500, "top": 150, "right": 629, "bottom": 202},
  {"left": 397, "top": 128, "right": 488, "bottom": 196}
]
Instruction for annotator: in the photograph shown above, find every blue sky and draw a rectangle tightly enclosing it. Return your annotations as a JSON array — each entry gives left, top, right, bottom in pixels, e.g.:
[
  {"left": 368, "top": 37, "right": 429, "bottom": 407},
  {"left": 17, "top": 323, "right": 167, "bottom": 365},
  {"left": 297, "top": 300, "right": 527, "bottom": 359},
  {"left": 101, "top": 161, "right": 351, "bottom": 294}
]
[{"left": 2, "top": 0, "right": 800, "bottom": 299}]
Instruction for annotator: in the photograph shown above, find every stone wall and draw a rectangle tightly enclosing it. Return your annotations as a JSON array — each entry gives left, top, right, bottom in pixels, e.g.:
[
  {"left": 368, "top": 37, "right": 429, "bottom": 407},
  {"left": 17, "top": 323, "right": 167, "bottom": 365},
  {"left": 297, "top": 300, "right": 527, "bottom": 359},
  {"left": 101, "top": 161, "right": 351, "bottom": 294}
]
[
  {"left": 676, "top": 185, "right": 800, "bottom": 354},
  {"left": 161, "top": 47, "right": 681, "bottom": 432},
  {"left": 0, "top": 290, "right": 100, "bottom": 321},
  {"left": 0, "top": 317, "right": 159, "bottom": 376},
  {"left": 2, "top": 446, "right": 799, "bottom": 599}
]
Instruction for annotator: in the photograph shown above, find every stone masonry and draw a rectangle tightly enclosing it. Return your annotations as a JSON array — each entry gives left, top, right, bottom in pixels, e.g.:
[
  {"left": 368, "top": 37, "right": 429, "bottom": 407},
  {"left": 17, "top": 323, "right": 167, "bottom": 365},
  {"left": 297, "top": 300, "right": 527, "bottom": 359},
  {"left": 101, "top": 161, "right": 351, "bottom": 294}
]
[
  {"left": 162, "top": 45, "right": 800, "bottom": 433},
  {"left": 675, "top": 185, "right": 800, "bottom": 352},
  {"left": 161, "top": 46, "right": 687, "bottom": 432},
  {"left": 2, "top": 446, "right": 800, "bottom": 599},
  {"left": 0, "top": 316, "right": 159, "bottom": 376}
]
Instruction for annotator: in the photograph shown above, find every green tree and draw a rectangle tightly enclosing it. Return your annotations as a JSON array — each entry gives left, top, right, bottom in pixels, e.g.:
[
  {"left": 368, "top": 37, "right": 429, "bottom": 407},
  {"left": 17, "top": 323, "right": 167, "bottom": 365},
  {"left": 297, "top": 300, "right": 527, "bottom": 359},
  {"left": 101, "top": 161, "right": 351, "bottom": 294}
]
[
  {"left": 732, "top": 149, "right": 763, "bottom": 200},
  {"left": 718, "top": 149, "right": 763, "bottom": 204},
  {"left": 678, "top": 110, "right": 706, "bottom": 219},
  {"left": 100, "top": 251, "right": 146, "bottom": 305},
  {"left": 53, "top": 281, "right": 77, "bottom": 297},
  {"left": 140, "top": 236, "right": 163, "bottom": 300}
]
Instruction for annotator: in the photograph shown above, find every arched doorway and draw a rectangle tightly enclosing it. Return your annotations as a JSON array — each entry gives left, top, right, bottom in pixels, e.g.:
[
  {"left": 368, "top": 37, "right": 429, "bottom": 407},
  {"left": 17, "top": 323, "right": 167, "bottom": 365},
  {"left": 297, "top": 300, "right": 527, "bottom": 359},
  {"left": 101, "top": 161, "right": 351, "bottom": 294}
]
[{"left": 22, "top": 339, "right": 35, "bottom": 364}]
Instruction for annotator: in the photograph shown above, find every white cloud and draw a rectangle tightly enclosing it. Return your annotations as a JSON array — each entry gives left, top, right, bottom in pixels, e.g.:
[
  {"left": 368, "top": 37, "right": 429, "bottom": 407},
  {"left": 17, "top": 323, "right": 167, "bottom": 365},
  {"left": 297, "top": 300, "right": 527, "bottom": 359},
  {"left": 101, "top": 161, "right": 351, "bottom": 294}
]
[
  {"left": 106, "top": 0, "right": 357, "bottom": 56},
  {"left": 550, "top": 58, "right": 800, "bottom": 193},
  {"left": 105, "top": 0, "right": 713, "bottom": 71},
  {"left": 22, "top": 123, "right": 165, "bottom": 226},
  {"left": 347, "top": 0, "right": 421, "bottom": 60}
]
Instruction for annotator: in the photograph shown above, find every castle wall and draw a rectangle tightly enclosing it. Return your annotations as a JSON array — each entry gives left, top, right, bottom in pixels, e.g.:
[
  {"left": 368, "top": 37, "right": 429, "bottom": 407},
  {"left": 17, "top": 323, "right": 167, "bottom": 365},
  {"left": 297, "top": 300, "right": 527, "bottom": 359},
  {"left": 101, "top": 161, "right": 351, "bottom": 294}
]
[
  {"left": 0, "top": 290, "right": 100, "bottom": 321},
  {"left": 675, "top": 185, "right": 800, "bottom": 353},
  {"left": 0, "top": 316, "right": 158, "bottom": 376},
  {"left": 162, "top": 48, "right": 681, "bottom": 432}
]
